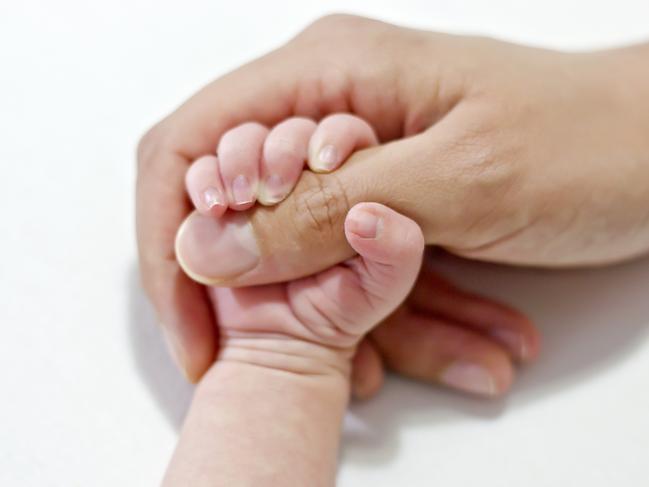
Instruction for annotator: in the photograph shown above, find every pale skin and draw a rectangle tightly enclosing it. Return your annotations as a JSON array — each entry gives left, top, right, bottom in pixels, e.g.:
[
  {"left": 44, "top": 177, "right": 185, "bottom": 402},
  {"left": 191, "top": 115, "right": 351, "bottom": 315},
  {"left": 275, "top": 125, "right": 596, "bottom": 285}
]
[
  {"left": 164, "top": 201, "right": 425, "bottom": 486},
  {"left": 164, "top": 116, "right": 427, "bottom": 485},
  {"left": 136, "top": 14, "right": 649, "bottom": 395},
  {"left": 177, "top": 113, "right": 538, "bottom": 396}
]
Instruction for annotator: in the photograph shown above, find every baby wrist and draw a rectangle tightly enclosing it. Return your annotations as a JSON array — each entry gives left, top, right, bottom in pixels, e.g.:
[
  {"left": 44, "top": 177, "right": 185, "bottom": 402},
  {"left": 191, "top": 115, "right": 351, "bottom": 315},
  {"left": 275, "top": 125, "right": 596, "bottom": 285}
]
[{"left": 218, "top": 334, "right": 354, "bottom": 381}]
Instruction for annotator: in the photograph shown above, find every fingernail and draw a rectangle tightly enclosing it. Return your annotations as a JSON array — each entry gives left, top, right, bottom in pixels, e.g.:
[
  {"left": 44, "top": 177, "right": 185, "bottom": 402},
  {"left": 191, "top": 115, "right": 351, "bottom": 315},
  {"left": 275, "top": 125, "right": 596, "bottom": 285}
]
[
  {"left": 259, "top": 174, "right": 288, "bottom": 205},
  {"left": 491, "top": 328, "right": 530, "bottom": 361},
  {"left": 201, "top": 186, "right": 225, "bottom": 211},
  {"left": 231, "top": 175, "right": 254, "bottom": 205},
  {"left": 347, "top": 209, "right": 382, "bottom": 239},
  {"left": 312, "top": 144, "right": 339, "bottom": 172},
  {"left": 176, "top": 211, "right": 260, "bottom": 283},
  {"left": 440, "top": 362, "right": 497, "bottom": 396},
  {"left": 161, "top": 325, "right": 190, "bottom": 380}
]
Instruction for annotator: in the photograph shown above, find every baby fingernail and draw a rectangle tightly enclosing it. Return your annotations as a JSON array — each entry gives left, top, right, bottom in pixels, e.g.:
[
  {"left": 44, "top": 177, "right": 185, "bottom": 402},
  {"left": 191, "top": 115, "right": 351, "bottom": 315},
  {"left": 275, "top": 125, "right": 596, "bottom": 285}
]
[
  {"left": 259, "top": 174, "right": 287, "bottom": 205},
  {"left": 347, "top": 209, "right": 381, "bottom": 239},
  {"left": 440, "top": 362, "right": 497, "bottom": 396},
  {"left": 201, "top": 187, "right": 225, "bottom": 211},
  {"left": 313, "top": 144, "right": 339, "bottom": 172},
  {"left": 176, "top": 211, "right": 260, "bottom": 282},
  {"left": 231, "top": 175, "right": 254, "bottom": 205}
]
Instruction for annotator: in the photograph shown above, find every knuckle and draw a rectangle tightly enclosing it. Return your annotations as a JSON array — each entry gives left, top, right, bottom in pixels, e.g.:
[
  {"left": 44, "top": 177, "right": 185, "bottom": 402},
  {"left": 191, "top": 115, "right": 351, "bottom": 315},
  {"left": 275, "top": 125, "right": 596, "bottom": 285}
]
[{"left": 291, "top": 172, "right": 351, "bottom": 241}]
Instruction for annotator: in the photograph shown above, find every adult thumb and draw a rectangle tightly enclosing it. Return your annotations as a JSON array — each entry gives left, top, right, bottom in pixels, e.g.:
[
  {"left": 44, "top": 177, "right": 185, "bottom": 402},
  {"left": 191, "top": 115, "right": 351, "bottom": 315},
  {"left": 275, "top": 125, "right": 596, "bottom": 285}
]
[{"left": 175, "top": 130, "right": 453, "bottom": 287}]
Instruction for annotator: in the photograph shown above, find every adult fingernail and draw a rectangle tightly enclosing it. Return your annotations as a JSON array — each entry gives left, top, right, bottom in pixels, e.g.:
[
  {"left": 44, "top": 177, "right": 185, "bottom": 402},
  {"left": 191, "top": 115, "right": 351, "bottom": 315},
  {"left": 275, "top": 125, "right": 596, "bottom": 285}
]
[
  {"left": 161, "top": 325, "right": 190, "bottom": 381},
  {"left": 312, "top": 144, "right": 339, "bottom": 172},
  {"left": 176, "top": 212, "right": 260, "bottom": 284},
  {"left": 258, "top": 174, "right": 288, "bottom": 205},
  {"left": 200, "top": 186, "right": 225, "bottom": 212},
  {"left": 347, "top": 208, "right": 382, "bottom": 239},
  {"left": 440, "top": 361, "right": 497, "bottom": 396},
  {"left": 491, "top": 328, "right": 530, "bottom": 361},
  {"left": 231, "top": 175, "right": 254, "bottom": 205}
]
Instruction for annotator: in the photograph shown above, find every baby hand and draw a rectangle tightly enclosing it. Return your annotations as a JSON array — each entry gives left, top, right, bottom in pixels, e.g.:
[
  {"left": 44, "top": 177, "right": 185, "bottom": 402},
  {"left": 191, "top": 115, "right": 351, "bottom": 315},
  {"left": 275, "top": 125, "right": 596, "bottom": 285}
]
[
  {"left": 167, "top": 195, "right": 424, "bottom": 486},
  {"left": 176, "top": 112, "right": 424, "bottom": 369},
  {"left": 177, "top": 113, "right": 378, "bottom": 285},
  {"left": 213, "top": 201, "right": 424, "bottom": 373},
  {"left": 184, "top": 114, "right": 377, "bottom": 214}
]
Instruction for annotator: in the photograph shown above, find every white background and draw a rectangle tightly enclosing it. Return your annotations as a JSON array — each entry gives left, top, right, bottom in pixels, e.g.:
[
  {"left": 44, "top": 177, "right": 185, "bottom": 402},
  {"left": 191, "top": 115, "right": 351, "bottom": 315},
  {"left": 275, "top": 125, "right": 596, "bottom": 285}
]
[{"left": 1, "top": 1, "right": 649, "bottom": 485}]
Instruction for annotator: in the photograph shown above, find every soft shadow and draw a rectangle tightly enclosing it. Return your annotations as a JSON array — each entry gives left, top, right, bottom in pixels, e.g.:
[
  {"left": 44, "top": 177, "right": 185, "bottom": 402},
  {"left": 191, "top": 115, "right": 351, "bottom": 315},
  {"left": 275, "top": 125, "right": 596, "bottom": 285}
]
[
  {"left": 341, "top": 253, "right": 649, "bottom": 466},
  {"left": 433, "top": 252, "right": 649, "bottom": 399},
  {"left": 343, "top": 376, "right": 508, "bottom": 465},
  {"left": 127, "top": 265, "right": 193, "bottom": 430}
]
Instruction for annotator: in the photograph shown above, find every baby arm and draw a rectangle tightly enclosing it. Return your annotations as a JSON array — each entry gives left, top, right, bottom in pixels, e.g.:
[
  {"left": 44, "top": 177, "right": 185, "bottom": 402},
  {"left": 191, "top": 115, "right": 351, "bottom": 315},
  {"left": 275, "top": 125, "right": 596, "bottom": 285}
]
[{"left": 164, "top": 202, "right": 425, "bottom": 486}]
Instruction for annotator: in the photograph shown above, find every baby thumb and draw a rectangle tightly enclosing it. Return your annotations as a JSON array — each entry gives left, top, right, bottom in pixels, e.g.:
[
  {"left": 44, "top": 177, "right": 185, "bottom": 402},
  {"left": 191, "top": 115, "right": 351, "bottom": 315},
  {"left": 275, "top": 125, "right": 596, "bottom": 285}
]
[{"left": 342, "top": 202, "right": 425, "bottom": 334}]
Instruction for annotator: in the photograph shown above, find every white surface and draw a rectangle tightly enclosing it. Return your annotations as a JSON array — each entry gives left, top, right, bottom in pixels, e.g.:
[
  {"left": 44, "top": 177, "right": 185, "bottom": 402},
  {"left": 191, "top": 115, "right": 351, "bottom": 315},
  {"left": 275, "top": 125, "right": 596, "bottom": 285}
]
[{"left": 1, "top": 1, "right": 648, "bottom": 485}]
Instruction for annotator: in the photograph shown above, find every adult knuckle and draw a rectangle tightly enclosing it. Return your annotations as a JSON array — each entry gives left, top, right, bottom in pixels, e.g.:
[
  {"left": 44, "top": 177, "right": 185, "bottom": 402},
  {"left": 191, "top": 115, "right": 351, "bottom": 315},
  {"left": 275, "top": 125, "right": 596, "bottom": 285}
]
[{"left": 291, "top": 172, "right": 351, "bottom": 240}]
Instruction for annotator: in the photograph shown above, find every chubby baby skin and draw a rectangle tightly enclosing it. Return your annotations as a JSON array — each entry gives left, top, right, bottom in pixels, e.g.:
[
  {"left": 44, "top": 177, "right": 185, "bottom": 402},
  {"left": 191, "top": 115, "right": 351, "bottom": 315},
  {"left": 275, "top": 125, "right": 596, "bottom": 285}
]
[
  {"left": 172, "top": 112, "right": 540, "bottom": 399},
  {"left": 164, "top": 115, "right": 423, "bottom": 486}
]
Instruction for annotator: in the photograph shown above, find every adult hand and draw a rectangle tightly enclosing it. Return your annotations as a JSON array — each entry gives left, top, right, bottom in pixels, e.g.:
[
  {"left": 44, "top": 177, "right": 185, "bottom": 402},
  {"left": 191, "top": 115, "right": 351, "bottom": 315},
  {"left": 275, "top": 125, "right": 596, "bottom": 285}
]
[{"left": 137, "top": 15, "right": 649, "bottom": 384}]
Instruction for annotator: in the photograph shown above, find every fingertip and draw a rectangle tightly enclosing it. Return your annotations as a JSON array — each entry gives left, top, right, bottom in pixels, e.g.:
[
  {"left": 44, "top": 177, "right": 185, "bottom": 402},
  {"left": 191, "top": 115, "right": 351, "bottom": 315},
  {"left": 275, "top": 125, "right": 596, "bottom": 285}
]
[
  {"left": 410, "top": 273, "right": 542, "bottom": 364},
  {"left": 308, "top": 113, "right": 378, "bottom": 173},
  {"left": 308, "top": 144, "right": 341, "bottom": 173},
  {"left": 175, "top": 211, "right": 260, "bottom": 287},
  {"left": 228, "top": 174, "right": 257, "bottom": 211},
  {"left": 257, "top": 174, "right": 288, "bottom": 206},
  {"left": 185, "top": 155, "right": 228, "bottom": 216},
  {"left": 259, "top": 117, "right": 316, "bottom": 205},
  {"left": 217, "top": 122, "right": 267, "bottom": 209},
  {"left": 201, "top": 188, "right": 229, "bottom": 217},
  {"left": 344, "top": 202, "right": 424, "bottom": 266},
  {"left": 345, "top": 203, "right": 383, "bottom": 240},
  {"left": 491, "top": 319, "right": 542, "bottom": 363}
]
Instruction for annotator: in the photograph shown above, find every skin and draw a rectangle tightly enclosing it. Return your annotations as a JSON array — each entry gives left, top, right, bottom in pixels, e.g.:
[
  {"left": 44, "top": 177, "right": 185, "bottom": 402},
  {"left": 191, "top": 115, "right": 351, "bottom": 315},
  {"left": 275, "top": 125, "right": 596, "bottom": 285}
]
[
  {"left": 136, "top": 14, "right": 649, "bottom": 392},
  {"left": 163, "top": 202, "right": 425, "bottom": 486},
  {"left": 178, "top": 113, "right": 532, "bottom": 395},
  {"left": 165, "top": 116, "right": 534, "bottom": 484}
]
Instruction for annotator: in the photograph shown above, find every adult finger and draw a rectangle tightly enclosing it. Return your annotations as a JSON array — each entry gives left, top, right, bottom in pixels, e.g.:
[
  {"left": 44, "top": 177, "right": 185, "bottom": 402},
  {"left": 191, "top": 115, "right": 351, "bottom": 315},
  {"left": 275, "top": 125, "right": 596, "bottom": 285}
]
[
  {"left": 371, "top": 308, "right": 515, "bottom": 397},
  {"left": 350, "top": 338, "right": 384, "bottom": 400},
  {"left": 411, "top": 264, "right": 541, "bottom": 362}
]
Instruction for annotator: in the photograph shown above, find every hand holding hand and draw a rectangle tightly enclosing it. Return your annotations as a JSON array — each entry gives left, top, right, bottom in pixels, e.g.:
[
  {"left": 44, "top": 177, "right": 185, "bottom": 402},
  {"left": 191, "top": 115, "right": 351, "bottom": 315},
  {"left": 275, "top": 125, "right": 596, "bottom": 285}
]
[{"left": 138, "top": 14, "right": 649, "bottom": 386}]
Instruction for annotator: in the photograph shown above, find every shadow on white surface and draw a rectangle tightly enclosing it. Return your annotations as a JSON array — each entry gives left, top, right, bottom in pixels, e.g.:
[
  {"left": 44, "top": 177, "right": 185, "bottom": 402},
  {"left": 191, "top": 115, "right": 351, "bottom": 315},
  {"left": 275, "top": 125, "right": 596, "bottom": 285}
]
[
  {"left": 342, "top": 252, "right": 649, "bottom": 465},
  {"left": 127, "top": 254, "right": 649, "bottom": 461},
  {"left": 128, "top": 266, "right": 193, "bottom": 430}
]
